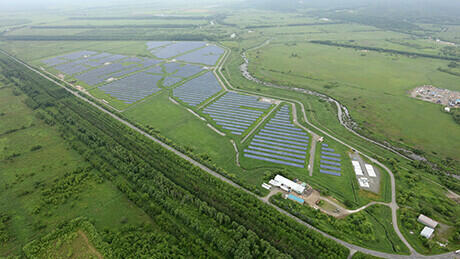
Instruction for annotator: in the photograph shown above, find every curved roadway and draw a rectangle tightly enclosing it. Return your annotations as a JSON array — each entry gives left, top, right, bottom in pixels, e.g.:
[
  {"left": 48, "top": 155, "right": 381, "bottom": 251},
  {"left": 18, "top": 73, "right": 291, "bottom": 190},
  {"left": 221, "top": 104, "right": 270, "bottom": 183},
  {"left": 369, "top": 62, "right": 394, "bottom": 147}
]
[{"left": 1, "top": 49, "right": 457, "bottom": 259}]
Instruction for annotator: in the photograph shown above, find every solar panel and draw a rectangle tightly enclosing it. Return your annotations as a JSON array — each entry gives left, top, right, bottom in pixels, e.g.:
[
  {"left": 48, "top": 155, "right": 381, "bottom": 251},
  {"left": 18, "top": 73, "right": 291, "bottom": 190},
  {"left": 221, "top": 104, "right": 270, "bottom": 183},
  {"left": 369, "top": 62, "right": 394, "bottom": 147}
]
[
  {"left": 265, "top": 123, "right": 301, "bottom": 131},
  {"left": 320, "top": 170, "right": 341, "bottom": 176},
  {"left": 151, "top": 41, "right": 207, "bottom": 59},
  {"left": 162, "top": 76, "right": 182, "bottom": 87},
  {"left": 258, "top": 132, "right": 309, "bottom": 143},
  {"left": 261, "top": 129, "right": 309, "bottom": 139},
  {"left": 212, "top": 118, "right": 251, "bottom": 126},
  {"left": 146, "top": 41, "right": 172, "bottom": 49},
  {"left": 320, "top": 160, "right": 341, "bottom": 167},
  {"left": 322, "top": 147, "right": 335, "bottom": 152},
  {"left": 222, "top": 126, "right": 244, "bottom": 132},
  {"left": 145, "top": 66, "right": 163, "bottom": 74},
  {"left": 321, "top": 151, "right": 341, "bottom": 157},
  {"left": 244, "top": 149, "right": 305, "bottom": 163},
  {"left": 98, "top": 72, "right": 161, "bottom": 103},
  {"left": 254, "top": 135, "right": 308, "bottom": 147},
  {"left": 173, "top": 71, "right": 222, "bottom": 106},
  {"left": 250, "top": 141, "right": 307, "bottom": 155},
  {"left": 263, "top": 126, "right": 307, "bottom": 135},
  {"left": 215, "top": 122, "right": 248, "bottom": 129},
  {"left": 320, "top": 164, "right": 341, "bottom": 171},
  {"left": 252, "top": 138, "right": 307, "bottom": 150},
  {"left": 176, "top": 45, "right": 225, "bottom": 65},
  {"left": 321, "top": 155, "right": 341, "bottom": 162},
  {"left": 244, "top": 154, "right": 304, "bottom": 168},
  {"left": 248, "top": 146, "right": 306, "bottom": 159}
]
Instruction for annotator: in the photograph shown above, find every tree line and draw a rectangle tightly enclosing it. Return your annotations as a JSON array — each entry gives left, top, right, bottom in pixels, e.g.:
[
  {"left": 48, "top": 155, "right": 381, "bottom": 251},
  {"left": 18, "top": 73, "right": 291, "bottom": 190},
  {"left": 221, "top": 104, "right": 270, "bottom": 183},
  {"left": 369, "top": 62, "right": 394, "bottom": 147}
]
[
  {"left": 310, "top": 40, "right": 460, "bottom": 62},
  {"left": 0, "top": 53, "right": 349, "bottom": 258}
]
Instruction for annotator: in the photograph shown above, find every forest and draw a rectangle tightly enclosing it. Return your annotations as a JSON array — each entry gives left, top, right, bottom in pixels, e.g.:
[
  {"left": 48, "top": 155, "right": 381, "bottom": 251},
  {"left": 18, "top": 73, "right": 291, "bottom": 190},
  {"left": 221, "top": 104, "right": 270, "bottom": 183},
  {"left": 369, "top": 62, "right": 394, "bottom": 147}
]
[{"left": 0, "top": 53, "right": 349, "bottom": 258}]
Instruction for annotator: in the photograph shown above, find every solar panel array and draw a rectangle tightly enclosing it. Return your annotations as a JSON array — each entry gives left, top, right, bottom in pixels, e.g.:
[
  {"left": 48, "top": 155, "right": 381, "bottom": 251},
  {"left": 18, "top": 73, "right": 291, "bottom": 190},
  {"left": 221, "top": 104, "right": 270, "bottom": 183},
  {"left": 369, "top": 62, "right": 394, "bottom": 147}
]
[
  {"left": 146, "top": 41, "right": 172, "bottom": 49},
  {"left": 145, "top": 65, "right": 164, "bottom": 74},
  {"left": 162, "top": 76, "right": 183, "bottom": 87},
  {"left": 243, "top": 105, "right": 308, "bottom": 168},
  {"left": 319, "top": 143, "right": 342, "bottom": 176},
  {"left": 42, "top": 50, "right": 98, "bottom": 66},
  {"left": 172, "top": 72, "right": 222, "bottom": 106},
  {"left": 54, "top": 62, "right": 90, "bottom": 75},
  {"left": 150, "top": 41, "right": 207, "bottom": 59},
  {"left": 98, "top": 72, "right": 162, "bottom": 104},
  {"left": 75, "top": 63, "right": 136, "bottom": 86},
  {"left": 203, "top": 92, "right": 271, "bottom": 135},
  {"left": 164, "top": 62, "right": 182, "bottom": 73},
  {"left": 176, "top": 45, "right": 225, "bottom": 66},
  {"left": 174, "top": 64, "right": 204, "bottom": 78}
]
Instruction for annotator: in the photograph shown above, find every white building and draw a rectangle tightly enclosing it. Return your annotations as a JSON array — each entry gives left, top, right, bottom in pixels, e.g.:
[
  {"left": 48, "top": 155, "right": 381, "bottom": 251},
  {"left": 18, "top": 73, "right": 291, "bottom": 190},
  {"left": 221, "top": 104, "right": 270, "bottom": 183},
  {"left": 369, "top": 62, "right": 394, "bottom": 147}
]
[
  {"left": 269, "top": 175, "right": 305, "bottom": 194},
  {"left": 420, "top": 226, "right": 435, "bottom": 239},
  {"left": 418, "top": 214, "right": 438, "bottom": 229}
]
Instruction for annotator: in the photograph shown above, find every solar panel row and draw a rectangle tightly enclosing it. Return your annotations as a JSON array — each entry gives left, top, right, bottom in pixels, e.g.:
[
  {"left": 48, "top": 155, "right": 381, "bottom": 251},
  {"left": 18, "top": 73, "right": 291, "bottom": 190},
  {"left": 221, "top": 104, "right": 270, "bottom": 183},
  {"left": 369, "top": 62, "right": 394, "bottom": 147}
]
[
  {"left": 318, "top": 144, "right": 342, "bottom": 176},
  {"left": 75, "top": 63, "right": 136, "bottom": 86},
  {"left": 151, "top": 41, "right": 207, "bottom": 59},
  {"left": 203, "top": 92, "right": 270, "bottom": 135},
  {"left": 320, "top": 170, "right": 341, "bottom": 176},
  {"left": 244, "top": 105, "right": 309, "bottom": 168},
  {"left": 162, "top": 76, "right": 183, "bottom": 87},
  {"left": 244, "top": 154, "right": 304, "bottom": 168},
  {"left": 173, "top": 72, "right": 222, "bottom": 106},
  {"left": 176, "top": 45, "right": 225, "bottom": 66},
  {"left": 98, "top": 73, "right": 162, "bottom": 104}
]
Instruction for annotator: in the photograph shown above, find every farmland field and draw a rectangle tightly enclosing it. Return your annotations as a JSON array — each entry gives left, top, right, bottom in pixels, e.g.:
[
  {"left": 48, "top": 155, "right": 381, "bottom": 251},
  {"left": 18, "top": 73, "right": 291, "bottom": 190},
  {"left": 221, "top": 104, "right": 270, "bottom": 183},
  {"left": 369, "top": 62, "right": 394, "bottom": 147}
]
[{"left": 0, "top": 1, "right": 459, "bottom": 258}]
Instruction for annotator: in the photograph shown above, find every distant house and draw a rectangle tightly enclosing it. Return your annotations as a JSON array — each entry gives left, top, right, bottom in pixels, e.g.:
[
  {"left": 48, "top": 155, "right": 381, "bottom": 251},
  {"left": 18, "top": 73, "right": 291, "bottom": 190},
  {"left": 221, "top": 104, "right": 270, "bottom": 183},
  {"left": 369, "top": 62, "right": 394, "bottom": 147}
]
[
  {"left": 420, "top": 226, "right": 435, "bottom": 239},
  {"left": 417, "top": 214, "right": 438, "bottom": 229}
]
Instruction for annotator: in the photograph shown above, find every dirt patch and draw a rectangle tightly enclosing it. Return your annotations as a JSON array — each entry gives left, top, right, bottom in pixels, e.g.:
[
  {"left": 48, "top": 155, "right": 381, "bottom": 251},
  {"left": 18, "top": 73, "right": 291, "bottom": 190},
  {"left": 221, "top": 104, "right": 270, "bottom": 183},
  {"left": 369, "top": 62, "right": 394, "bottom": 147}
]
[
  {"left": 446, "top": 189, "right": 460, "bottom": 204},
  {"left": 77, "top": 230, "right": 103, "bottom": 259}
]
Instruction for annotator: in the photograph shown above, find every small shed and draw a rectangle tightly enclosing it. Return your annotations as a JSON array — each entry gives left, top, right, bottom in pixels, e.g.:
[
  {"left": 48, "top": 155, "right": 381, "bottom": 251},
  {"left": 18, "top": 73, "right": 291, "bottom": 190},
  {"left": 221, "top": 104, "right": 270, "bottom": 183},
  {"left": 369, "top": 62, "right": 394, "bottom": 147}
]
[
  {"left": 417, "top": 214, "right": 438, "bottom": 229},
  {"left": 420, "top": 226, "right": 435, "bottom": 239}
]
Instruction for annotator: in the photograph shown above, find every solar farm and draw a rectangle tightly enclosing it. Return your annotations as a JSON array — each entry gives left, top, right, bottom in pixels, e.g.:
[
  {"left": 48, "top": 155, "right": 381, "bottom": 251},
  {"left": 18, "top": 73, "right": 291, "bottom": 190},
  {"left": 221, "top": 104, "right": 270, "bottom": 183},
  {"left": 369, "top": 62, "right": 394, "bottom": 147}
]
[
  {"left": 243, "top": 105, "right": 309, "bottom": 168},
  {"left": 98, "top": 73, "right": 162, "bottom": 104},
  {"left": 202, "top": 92, "right": 272, "bottom": 135},
  {"left": 319, "top": 143, "right": 342, "bottom": 176},
  {"left": 39, "top": 41, "right": 379, "bottom": 210},
  {"left": 172, "top": 71, "right": 222, "bottom": 107},
  {"left": 40, "top": 41, "right": 222, "bottom": 106},
  {"left": 148, "top": 41, "right": 224, "bottom": 66}
]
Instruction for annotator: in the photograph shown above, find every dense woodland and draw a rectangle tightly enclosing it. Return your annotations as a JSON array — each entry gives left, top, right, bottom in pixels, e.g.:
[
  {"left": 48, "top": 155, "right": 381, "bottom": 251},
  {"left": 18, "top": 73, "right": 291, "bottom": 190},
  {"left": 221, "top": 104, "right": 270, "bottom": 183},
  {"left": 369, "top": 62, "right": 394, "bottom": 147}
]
[{"left": 0, "top": 53, "right": 349, "bottom": 258}]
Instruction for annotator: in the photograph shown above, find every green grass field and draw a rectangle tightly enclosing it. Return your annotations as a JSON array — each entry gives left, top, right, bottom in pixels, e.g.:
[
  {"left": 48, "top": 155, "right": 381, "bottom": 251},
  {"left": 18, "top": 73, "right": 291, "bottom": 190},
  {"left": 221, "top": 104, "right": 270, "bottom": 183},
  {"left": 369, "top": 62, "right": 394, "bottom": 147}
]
[
  {"left": 271, "top": 194, "right": 410, "bottom": 254},
  {"left": 0, "top": 5, "right": 458, "bottom": 255},
  {"left": 247, "top": 42, "right": 460, "bottom": 161},
  {"left": 0, "top": 86, "right": 151, "bottom": 256}
]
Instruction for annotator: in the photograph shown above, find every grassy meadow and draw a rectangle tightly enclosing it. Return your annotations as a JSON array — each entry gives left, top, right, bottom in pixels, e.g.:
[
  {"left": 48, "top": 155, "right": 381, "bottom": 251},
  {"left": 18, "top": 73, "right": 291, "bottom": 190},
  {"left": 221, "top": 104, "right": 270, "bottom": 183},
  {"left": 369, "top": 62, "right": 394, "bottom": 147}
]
[
  {"left": 0, "top": 85, "right": 151, "bottom": 256},
  {"left": 247, "top": 42, "right": 460, "bottom": 161}
]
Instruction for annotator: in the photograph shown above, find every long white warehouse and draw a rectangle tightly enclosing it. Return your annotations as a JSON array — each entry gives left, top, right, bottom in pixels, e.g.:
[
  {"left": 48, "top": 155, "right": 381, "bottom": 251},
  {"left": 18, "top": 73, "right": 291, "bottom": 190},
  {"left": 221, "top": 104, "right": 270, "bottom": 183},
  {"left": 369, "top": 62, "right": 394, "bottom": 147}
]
[
  {"left": 269, "top": 174, "right": 305, "bottom": 194},
  {"left": 352, "top": 160, "right": 363, "bottom": 176},
  {"left": 365, "top": 164, "right": 376, "bottom": 177}
]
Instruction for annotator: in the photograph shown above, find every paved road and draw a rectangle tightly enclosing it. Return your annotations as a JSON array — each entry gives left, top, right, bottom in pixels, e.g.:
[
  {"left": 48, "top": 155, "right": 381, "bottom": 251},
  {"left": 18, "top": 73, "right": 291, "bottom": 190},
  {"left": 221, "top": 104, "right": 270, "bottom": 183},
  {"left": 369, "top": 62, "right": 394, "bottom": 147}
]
[
  {"left": 214, "top": 46, "right": 459, "bottom": 259},
  {"left": 3, "top": 49, "right": 458, "bottom": 259}
]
